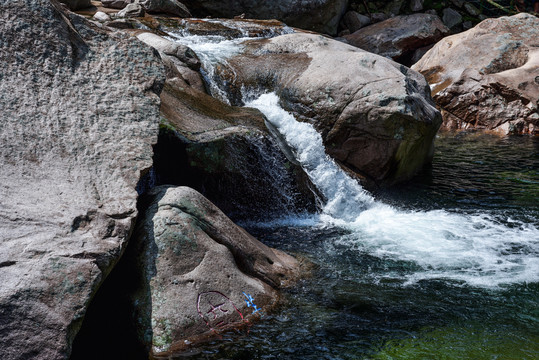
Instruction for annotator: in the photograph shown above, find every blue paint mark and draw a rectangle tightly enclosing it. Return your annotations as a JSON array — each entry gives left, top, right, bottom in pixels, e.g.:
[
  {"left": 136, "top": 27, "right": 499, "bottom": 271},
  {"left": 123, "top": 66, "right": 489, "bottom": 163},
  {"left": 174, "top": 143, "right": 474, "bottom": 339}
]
[{"left": 243, "top": 292, "right": 261, "bottom": 314}]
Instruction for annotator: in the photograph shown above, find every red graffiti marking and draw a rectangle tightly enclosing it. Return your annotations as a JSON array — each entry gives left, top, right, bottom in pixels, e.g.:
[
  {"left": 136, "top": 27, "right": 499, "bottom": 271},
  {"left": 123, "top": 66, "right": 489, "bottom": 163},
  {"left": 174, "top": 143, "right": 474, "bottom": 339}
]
[{"left": 196, "top": 291, "right": 244, "bottom": 333}]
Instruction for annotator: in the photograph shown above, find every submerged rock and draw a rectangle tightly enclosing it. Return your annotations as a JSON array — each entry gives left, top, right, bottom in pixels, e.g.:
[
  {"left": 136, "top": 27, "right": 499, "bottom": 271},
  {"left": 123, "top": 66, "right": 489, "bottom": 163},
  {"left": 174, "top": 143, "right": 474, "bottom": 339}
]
[
  {"left": 216, "top": 33, "right": 442, "bottom": 186},
  {"left": 0, "top": 1, "right": 164, "bottom": 359},
  {"left": 129, "top": 186, "right": 300, "bottom": 354},
  {"left": 412, "top": 13, "right": 539, "bottom": 134},
  {"left": 343, "top": 13, "right": 449, "bottom": 66},
  {"left": 180, "top": 0, "right": 348, "bottom": 35}
]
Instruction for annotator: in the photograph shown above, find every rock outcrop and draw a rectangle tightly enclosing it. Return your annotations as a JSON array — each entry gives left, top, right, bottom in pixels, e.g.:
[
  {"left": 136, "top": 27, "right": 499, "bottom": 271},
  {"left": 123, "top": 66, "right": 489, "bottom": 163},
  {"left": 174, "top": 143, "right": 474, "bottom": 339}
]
[
  {"left": 102, "top": 0, "right": 191, "bottom": 17},
  {"left": 215, "top": 33, "right": 442, "bottom": 185},
  {"left": 412, "top": 13, "right": 539, "bottom": 134},
  {"left": 135, "top": 31, "right": 316, "bottom": 220},
  {"left": 180, "top": 0, "right": 348, "bottom": 35},
  {"left": 0, "top": 1, "right": 164, "bottom": 359},
  {"left": 129, "top": 186, "right": 300, "bottom": 354},
  {"left": 343, "top": 13, "right": 450, "bottom": 66}
]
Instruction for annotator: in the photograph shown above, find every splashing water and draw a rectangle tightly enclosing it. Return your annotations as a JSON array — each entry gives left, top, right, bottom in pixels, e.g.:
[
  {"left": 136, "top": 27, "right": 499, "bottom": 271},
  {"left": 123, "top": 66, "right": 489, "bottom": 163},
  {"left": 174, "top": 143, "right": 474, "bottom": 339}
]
[{"left": 247, "top": 93, "right": 539, "bottom": 288}]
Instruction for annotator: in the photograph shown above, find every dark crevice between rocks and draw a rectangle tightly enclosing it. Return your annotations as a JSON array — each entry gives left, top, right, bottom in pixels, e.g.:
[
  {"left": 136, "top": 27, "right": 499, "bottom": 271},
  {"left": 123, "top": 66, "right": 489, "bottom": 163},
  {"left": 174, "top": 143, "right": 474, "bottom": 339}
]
[
  {"left": 141, "top": 126, "right": 318, "bottom": 223},
  {"left": 69, "top": 195, "right": 158, "bottom": 360}
]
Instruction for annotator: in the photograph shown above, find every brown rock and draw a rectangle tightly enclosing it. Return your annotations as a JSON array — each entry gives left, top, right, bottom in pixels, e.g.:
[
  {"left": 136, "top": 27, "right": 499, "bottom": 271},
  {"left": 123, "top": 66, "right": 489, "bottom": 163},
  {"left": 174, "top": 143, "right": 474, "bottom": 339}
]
[
  {"left": 344, "top": 13, "right": 450, "bottom": 66},
  {"left": 412, "top": 13, "right": 539, "bottom": 134}
]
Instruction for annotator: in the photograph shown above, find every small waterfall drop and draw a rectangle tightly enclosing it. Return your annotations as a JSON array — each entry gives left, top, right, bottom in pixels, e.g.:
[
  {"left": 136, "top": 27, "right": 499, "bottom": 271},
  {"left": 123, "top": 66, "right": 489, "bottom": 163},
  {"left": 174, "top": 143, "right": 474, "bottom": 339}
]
[
  {"left": 247, "top": 93, "right": 539, "bottom": 288},
  {"left": 163, "top": 24, "right": 538, "bottom": 288}
]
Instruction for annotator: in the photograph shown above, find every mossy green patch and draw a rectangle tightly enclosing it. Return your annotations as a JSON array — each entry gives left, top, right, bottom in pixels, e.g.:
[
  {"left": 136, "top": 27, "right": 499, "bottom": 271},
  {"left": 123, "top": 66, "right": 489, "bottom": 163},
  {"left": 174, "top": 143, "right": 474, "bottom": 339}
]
[{"left": 374, "top": 324, "right": 539, "bottom": 360}]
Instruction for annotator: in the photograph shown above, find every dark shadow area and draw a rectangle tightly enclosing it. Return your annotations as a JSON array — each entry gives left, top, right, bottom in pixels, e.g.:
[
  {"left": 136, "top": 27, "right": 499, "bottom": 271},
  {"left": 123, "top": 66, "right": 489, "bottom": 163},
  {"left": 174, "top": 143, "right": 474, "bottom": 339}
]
[{"left": 70, "top": 192, "right": 162, "bottom": 360}]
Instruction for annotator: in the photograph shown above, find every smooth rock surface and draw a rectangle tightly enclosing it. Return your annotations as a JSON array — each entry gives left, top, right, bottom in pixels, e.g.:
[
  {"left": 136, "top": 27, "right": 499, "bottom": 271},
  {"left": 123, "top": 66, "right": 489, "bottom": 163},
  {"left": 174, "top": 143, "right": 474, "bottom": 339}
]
[
  {"left": 0, "top": 1, "right": 164, "bottom": 359},
  {"left": 412, "top": 13, "right": 539, "bottom": 134},
  {"left": 344, "top": 13, "right": 450, "bottom": 66},
  {"left": 129, "top": 186, "right": 299, "bottom": 354},
  {"left": 180, "top": 0, "right": 348, "bottom": 35},
  {"left": 217, "top": 33, "right": 442, "bottom": 185}
]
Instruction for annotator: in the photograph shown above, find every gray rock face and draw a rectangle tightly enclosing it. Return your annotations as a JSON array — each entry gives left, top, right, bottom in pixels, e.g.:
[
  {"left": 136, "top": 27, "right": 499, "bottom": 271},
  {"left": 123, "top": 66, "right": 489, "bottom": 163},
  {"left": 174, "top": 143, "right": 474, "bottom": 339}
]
[
  {"left": 58, "top": 0, "right": 91, "bottom": 10},
  {"left": 341, "top": 11, "right": 371, "bottom": 33},
  {"left": 442, "top": 7, "right": 463, "bottom": 30},
  {"left": 217, "top": 33, "right": 442, "bottom": 185},
  {"left": 410, "top": 0, "right": 424, "bottom": 12},
  {"left": 181, "top": 0, "right": 348, "bottom": 35},
  {"left": 412, "top": 13, "right": 539, "bottom": 134},
  {"left": 117, "top": 2, "right": 145, "bottom": 17},
  {"left": 343, "top": 13, "right": 450, "bottom": 66},
  {"left": 130, "top": 186, "right": 299, "bottom": 354},
  {"left": 0, "top": 1, "right": 164, "bottom": 359},
  {"left": 139, "top": 0, "right": 191, "bottom": 17}
]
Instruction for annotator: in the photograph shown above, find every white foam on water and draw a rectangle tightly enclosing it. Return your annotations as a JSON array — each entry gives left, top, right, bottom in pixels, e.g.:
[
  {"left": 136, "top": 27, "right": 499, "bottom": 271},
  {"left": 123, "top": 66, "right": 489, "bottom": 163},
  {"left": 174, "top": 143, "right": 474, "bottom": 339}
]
[{"left": 247, "top": 93, "right": 539, "bottom": 288}]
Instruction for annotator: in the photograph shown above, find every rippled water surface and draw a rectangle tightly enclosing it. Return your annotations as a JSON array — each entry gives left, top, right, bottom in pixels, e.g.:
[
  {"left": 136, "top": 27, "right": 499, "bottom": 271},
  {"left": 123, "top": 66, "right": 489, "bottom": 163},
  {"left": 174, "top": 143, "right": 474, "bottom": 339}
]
[{"left": 170, "top": 132, "right": 538, "bottom": 360}]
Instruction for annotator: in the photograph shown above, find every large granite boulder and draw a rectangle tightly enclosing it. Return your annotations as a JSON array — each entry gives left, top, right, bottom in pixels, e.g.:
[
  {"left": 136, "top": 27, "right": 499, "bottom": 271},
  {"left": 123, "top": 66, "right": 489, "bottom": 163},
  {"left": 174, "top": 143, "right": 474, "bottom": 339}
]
[
  {"left": 180, "top": 0, "right": 348, "bottom": 35},
  {"left": 343, "top": 13, "right": 450, "bottom": 66},
  {"left": 0, "top": 1, "right": 164, "bottom": 359},
  {"left": 412, "top": 13, "right": 539, "bottom": 134},
  {"left": 215, "top": 33, "right": 442, "bottom": 186},
  {"left": 129, "top": 186, "right": 300, "bottom": 354}
]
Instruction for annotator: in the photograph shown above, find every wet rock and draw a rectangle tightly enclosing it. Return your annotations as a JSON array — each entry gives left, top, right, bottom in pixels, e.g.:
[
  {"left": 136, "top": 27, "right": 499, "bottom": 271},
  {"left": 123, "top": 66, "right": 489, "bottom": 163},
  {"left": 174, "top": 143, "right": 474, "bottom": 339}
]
[
  {"left": 341, "top": 11, "right": 371, "bottom": 33},
  {"left": 129, "top": 186, "right": 300, "bottom": 354},
  {"left": 156, "top": 77, "right": 317, "bottom": 220},
  {"left": 343, "top": 13, "right": 449, "bottom": 66},
  {"left": 0, "top": 0, "right": 164, "bottom": 359},
  {"left": 58, "top": 0, "right": 91, "bottom": 10},
  {"left": 412, "top": 13, "right": 539, "bottom": 134},
  {"left": 163, "top": 18, "right": 292, "bottom": 40},
  {"left": 180, "top": 0, "right": 348, "bottom": 35},
  {"left": 442, "top": 8, "right": 463, "bottom": 30},
  {"left": 117, "top": 3, "right": 145, "bottom": 18},
  {"left": 218, "top": 33, "right": 442, "bottom": 185}
]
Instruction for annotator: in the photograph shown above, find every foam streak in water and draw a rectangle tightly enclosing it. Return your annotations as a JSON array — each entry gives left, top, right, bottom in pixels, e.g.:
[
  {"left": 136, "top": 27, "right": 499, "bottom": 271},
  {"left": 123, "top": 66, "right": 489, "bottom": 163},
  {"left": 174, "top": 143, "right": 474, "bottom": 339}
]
[{"left": 247, "top": 93, "right": 539, "bottom": 288}]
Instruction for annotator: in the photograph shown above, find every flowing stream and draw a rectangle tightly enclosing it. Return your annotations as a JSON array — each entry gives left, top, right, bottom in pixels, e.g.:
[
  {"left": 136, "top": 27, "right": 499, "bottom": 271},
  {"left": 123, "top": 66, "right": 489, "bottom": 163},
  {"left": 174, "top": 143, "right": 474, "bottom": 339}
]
[{"left": 164, "top": 22, "right": 539, "bottom": 359}]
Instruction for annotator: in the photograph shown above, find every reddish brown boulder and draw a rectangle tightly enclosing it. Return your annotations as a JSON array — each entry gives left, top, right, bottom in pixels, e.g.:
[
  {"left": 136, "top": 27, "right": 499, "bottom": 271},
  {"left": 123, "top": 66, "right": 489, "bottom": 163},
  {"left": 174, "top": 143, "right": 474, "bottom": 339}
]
[
  {"left": 343, "top": 13, "right": 449, "bottom": 66},
  {"left": 412, "top": 13, "right": 539, "bottom": 134}
]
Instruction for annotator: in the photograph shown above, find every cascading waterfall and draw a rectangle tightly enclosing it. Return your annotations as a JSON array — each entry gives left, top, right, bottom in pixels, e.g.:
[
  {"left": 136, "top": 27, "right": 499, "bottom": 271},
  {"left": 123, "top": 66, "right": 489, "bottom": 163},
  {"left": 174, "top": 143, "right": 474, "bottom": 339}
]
[
  {"left": 247, "top": 93, "right": 539, "bottom": 288},
  {"left": 164, "top": 22, "right": 539, "bottom": 288}
]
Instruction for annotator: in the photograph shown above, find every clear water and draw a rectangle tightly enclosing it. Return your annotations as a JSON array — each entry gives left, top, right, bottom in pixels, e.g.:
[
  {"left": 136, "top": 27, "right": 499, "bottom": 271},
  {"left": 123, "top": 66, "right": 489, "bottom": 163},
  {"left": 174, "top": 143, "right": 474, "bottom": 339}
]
[{"left": 162, "top": 27, "right": 539, "bottom": 360}]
